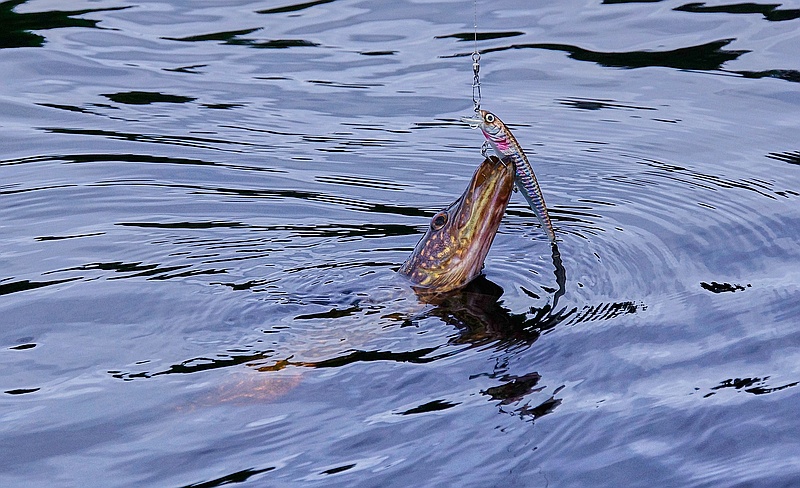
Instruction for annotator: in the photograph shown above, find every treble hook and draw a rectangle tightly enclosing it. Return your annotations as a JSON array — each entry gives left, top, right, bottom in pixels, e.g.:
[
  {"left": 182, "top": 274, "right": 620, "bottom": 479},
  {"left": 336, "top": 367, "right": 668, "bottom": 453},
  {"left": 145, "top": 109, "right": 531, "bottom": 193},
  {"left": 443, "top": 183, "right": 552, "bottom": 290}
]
[{"left": 481, "top": 140, "right": 491, "bottom": 158}]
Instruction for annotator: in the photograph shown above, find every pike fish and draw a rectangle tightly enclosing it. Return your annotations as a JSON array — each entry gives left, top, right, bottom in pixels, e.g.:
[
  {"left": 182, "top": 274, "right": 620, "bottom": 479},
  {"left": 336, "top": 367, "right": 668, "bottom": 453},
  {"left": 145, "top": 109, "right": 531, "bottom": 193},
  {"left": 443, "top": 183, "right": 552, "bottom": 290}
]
[{"left": 399, "top": 156, "right": 514, "bottom": 295}]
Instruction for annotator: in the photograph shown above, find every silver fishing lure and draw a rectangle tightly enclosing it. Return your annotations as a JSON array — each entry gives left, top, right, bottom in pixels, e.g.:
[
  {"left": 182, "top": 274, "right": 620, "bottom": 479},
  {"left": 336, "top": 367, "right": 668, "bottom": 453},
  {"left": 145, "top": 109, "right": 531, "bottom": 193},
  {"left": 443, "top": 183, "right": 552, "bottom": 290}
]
[{"left": 462, "top": 110, "right": 557, "bottom": 244}]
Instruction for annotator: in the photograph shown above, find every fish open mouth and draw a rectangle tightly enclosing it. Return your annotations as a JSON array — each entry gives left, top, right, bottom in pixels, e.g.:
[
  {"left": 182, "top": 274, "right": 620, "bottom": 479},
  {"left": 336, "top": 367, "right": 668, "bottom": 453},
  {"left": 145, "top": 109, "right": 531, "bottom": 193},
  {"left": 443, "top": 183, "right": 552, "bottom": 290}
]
[{"left": 460, "top": 114, "right": 483, "bottom": 129}]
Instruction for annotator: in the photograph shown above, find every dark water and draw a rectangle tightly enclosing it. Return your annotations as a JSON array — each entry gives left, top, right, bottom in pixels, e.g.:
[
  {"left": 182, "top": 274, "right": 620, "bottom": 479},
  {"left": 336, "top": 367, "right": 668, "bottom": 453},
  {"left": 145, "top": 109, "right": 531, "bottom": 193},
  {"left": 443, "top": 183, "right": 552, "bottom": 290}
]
[{"left": 2, "top": 0, "right": 800, "bottom": 486}]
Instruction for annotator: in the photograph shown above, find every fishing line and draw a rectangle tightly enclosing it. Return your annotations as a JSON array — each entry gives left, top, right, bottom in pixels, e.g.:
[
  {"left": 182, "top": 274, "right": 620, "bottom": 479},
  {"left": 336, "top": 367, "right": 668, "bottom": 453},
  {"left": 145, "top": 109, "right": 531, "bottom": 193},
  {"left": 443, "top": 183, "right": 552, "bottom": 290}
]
[
  {"left": 471, "top": 0, "right": 481, "bottom": 114},
  {"left": 471, "top": 0, "right": 492, "bottom": 158},
  {"left": 467, "top": 1, "right": 567, "bottom": 314}
]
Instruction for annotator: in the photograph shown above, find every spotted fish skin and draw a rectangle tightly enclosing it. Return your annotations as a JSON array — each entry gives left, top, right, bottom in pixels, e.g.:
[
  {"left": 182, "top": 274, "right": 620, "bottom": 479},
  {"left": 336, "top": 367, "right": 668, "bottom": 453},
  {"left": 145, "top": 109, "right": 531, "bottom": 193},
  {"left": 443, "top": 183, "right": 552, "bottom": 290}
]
[
  {"left": 462, "top": 110, "right": 557, "bottom": 244},
  {"left": 399, "top": 156, "right": 514, "bottom": 296}
]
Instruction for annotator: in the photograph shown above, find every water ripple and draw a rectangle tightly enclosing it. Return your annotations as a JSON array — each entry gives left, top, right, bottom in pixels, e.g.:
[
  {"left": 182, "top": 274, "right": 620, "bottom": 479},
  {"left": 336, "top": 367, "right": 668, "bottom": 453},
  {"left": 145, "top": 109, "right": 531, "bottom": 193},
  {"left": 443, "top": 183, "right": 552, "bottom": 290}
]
[
  {"left": 0, "top": 277, "right": 81, "bottom": 296},
  {"left": 0, "top": 2, "right": 128, "bottom": 49},
  {"left": 447, "top": 38, "right": 749, "bottom": 71},
  {"left": 768, "top": 150, "right": 800, "bottom": 166},
  {"left": 0, "top": 153, "right": 284, "bottom": 174},
  {"left": 37, "top": 128, "right": 266, "bottom": 152},
  {"left": 674, "top": 2, "right": 800, "bottom": 22},
  {"left": 102, "top": 91, "right": 196, "bottom": 105},
  {"left": 436, "top": 31, "right": 525, "bottom": 42},
  {"left": 2, "top": 0, "right": 800, "bottom": 485},
  {"left": 257, "top": 0, "right": 337, "bottom": 15},
  {"left": 165, "top": 27, "right": 320, "bottom": 49}
]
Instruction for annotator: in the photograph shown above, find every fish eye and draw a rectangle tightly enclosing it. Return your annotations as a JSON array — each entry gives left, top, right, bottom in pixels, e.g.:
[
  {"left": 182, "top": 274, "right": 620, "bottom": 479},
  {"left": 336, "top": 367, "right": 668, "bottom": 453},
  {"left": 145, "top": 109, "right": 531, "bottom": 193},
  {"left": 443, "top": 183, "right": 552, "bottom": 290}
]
[
  {"left": 430, "top": 211, "right": 448, "bottom": 230},
  {"left": 484, "top": 112, "right": 495, "bottom": 123}
]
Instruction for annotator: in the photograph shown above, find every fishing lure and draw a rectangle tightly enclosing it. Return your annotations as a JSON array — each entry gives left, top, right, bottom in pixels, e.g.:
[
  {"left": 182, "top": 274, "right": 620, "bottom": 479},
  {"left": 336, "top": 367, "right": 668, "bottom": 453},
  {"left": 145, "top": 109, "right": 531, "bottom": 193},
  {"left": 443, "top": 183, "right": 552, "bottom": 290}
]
[{"left": 463, "top": 109, "right": 557, "bottom": 244}]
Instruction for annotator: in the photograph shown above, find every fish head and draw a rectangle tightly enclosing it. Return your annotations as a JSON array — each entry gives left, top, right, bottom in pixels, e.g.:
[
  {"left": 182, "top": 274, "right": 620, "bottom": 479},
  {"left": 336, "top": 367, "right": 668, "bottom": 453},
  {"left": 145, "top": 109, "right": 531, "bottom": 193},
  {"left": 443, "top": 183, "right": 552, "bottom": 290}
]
[
  {"left": 461, "top": 110, "right": 509, "bottom": 154},
  {"left": 399, "top": 156, "right": 514, "bottom": 295}
]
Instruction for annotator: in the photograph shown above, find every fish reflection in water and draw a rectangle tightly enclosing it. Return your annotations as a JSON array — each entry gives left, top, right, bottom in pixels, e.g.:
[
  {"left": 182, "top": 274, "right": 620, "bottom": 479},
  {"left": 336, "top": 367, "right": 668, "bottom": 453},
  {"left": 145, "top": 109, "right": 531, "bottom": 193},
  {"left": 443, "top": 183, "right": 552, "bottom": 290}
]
[{"left": 181, "top": 270, "right": 639, "bottom": 419}]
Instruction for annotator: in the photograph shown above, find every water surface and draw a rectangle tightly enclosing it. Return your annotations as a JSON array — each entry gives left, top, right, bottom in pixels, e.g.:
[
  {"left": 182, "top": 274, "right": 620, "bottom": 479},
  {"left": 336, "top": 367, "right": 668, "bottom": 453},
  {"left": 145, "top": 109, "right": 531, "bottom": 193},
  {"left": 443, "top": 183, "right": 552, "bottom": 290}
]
[{"left": 2, "top": 0, "right": 800, "bottom": 486}]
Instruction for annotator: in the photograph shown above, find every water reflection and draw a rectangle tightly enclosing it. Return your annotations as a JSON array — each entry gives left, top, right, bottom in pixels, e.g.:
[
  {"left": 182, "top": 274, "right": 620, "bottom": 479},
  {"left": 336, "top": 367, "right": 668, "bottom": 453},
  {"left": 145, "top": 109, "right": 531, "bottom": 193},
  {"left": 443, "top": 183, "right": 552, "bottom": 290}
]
[
  {"left": 705, "top": 376, "right": 800, "bottom": 397},
  {"left": 448, "top": 38, "right": 748, "bottom": 71},
  {"left": 732, "top": 69, "right": 800, "bottom": 83},
  {"left": 674, "top": 2, "right": 800, "bottom": 22},
  {"left": 163, "top": 27, "right": 261, "bottom": 43},
  {"left": 163, "top": 27, "right": 320, "bottom": 49},
  {"left": 768, "top": 151, "right": 800, "bottom": 166},
  {"left": 451, "top": 34, "right": 798, "bottom": 83},
  {"left": 110, "top": 342, "right": 443, "bottom": 381},
  {"left": 178, "top": 467, "right": 275, "bottom": 488},
  {"left": 2, "top": 0, "right": 799, "bottom": 483},
  {"left": 0, "top": 0, "right": 125, "bottom": 49},
  {"left": 0, "top": 153, "right": 283, "bottom": 173},
  {"left": 701, "top": 281, "right": 750, "bottom": 293},
  {"left": 436, "top": 31, "right": 525, "bottom": 42},
  {"left": 0, "top": 277, "right": 80, "bottom": 297},
  {"left": 38, "top": 128, "right": 258, "bottom": 152},
  {"left": 559, "top": 97, "right": 657, "bottom": 112},
  {"left": 111, "top": 266, "right": 640, "bottom": 425},
  {"left": 483, "top": 373, "right": 564, "bottom": 422},
  {"left": 433, "top": 272, "right": 638, "bottom": 349},
  {"left": 102, "top": 91, "right": 196, "bottom": 105},
  {"left": 257, "top": 0, "right": 337, "bottom": 15}
]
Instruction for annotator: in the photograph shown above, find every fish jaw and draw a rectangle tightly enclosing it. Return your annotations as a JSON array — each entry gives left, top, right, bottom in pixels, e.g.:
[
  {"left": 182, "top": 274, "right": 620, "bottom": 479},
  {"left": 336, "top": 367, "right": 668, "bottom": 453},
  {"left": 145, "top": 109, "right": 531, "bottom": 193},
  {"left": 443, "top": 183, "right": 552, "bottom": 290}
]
[{"left": 460, "top": 114, "right": 483, "bottom": 129}]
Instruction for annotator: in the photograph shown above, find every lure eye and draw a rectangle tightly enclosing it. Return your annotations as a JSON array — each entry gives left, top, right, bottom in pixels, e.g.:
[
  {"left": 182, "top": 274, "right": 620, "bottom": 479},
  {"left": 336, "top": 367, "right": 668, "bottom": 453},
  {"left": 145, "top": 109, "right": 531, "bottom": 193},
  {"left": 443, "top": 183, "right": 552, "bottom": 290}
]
[
  {"left": 484, "top": 112, "right": 496, "bottom": 123},
  {"left": 430, "top": 211, "right": 448, "bottom": 231}
]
